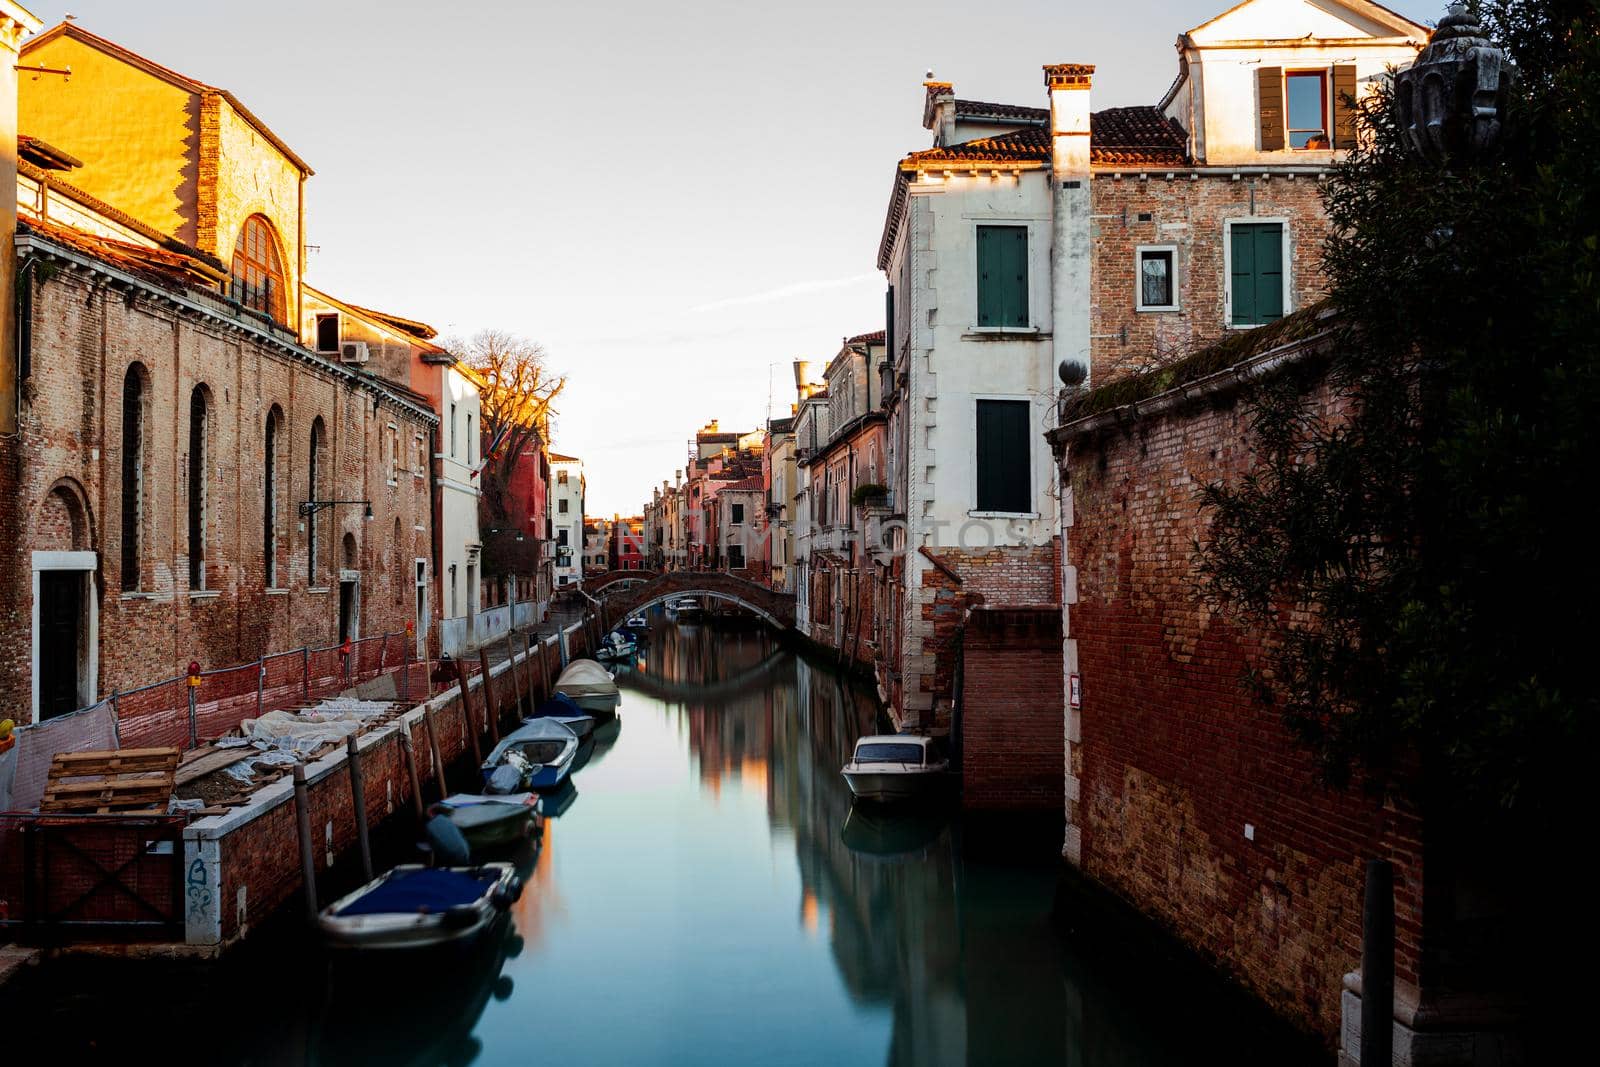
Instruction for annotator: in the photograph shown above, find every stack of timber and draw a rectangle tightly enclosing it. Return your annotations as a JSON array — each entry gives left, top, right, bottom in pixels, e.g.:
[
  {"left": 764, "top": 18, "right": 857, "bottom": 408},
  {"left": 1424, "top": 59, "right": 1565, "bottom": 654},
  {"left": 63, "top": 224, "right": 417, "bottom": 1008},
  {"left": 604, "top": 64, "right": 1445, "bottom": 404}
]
[{"left": 39, "top": 748, "right": 180, "bottom": 814}]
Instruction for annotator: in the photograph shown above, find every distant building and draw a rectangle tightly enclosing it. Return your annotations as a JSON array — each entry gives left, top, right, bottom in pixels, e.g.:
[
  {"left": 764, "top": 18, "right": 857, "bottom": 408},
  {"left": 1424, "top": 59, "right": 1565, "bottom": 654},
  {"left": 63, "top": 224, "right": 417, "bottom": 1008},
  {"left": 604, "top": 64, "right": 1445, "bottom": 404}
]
[{"left": 549, "top": 454, "right": 584, "bottom": 586}]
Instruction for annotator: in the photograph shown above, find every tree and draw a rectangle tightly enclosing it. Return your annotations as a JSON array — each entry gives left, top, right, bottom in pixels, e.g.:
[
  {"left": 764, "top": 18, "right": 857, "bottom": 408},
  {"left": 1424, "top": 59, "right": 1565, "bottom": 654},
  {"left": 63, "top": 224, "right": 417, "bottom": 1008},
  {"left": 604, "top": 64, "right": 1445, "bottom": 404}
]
[
  {"left": 1197, "top": 0, "right": 1600, "bottom": 825},
  {"left": 443, "top": 330, "right": 566, "bottom": 527}
]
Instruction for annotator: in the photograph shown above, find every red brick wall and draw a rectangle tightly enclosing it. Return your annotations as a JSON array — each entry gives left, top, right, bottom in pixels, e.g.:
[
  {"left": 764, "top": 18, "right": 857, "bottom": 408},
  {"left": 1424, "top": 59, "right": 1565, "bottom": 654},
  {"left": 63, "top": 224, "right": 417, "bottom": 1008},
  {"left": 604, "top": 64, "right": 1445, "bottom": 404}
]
[
  {"left": 1062, "top": 375, "right": 1424, "bottom": 1041},
  {"left": 961, "top": 607, "right": 1063, "bottom": 810},
  {"left": 1090, "top": 174, "right": 1330, "bottom": 384},
  {"left": 0, "top": 259, "right": 434, "bottom": 723}
]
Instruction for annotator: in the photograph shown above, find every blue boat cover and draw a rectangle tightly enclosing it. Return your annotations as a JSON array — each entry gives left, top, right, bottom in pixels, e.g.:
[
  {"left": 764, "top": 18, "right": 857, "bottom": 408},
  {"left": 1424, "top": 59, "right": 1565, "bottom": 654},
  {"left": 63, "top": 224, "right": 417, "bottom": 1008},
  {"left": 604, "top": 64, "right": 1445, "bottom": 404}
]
[
  {"left": 534, "top": 693, "right": 584, "bottom": 718},
  {"left": 336, "top": 868, "right": 497, "bottom": 917}
]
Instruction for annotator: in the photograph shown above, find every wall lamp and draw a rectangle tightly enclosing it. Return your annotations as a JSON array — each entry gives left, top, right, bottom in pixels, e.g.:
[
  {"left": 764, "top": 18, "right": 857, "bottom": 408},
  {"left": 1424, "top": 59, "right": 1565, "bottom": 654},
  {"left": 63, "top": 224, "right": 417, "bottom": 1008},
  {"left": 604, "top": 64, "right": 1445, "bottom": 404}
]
[{"left": 300, "top": 499, "right": 373, "bottom": 519}]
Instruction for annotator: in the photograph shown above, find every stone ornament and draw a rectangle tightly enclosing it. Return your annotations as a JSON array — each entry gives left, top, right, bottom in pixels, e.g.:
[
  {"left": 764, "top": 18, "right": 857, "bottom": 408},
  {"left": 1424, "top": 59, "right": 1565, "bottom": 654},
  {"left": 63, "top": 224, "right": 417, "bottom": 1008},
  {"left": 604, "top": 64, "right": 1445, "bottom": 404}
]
[{"left": 1396, "top": 2, "right": 1516, "bottom": 165}]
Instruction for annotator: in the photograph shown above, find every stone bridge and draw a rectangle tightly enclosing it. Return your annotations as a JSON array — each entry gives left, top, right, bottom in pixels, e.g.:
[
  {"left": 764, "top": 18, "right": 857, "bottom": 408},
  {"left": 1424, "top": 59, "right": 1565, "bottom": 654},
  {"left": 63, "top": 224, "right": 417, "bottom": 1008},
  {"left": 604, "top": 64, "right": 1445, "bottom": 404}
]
[
  {"left": 587, "top": 569, "right": 659, "bottom": 596},
  {"left": 598, "top": 570, "right": 795, "bottom": 631}
]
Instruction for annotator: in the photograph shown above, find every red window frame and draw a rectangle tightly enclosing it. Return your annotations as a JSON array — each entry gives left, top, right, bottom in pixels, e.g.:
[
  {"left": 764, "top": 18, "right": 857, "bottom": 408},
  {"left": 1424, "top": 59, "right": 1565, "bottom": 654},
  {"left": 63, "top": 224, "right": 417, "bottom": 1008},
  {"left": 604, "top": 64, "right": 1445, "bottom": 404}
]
[{"left": 1285, "top": 69, "right": 1330, "bottom": 150}]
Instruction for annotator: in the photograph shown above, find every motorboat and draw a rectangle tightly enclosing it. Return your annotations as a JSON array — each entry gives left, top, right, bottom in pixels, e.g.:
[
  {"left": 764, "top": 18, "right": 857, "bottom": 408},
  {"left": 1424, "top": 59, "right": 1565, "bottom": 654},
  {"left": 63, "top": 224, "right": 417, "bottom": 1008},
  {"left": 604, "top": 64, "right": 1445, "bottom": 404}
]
[
  {"left": 317, "top": 863, "right": 522, "bottom": 950},
  {"left": 555, "top": 658, "right": 621, "bottom": 716},
  {"left": 841, "top": 735, "right": 951, "bottom": 803},
  {"left": 481, "top": 718, "right": 579, "bottom": 792},
  {"left": 527, "top": 692, "right": 594, "bottom": 741},
  {"left": 436, "top": 793, "right": 541, "bottom": 852},
  {"left": 624, "top": 615, "right": 648, "bottom": 631},
  {"left": 668, "top": 597, "right": 703, "bottom": 622},
  {"left": 595, "top": 631, "right": 637, "bottom": 662}
]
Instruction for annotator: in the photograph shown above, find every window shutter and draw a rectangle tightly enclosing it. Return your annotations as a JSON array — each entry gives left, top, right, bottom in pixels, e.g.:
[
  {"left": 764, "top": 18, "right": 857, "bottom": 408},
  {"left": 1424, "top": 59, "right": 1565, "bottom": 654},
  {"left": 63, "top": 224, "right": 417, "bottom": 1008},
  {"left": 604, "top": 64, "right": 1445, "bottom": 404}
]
[
  {"left": 1332, "top": 64, "right": 1358, "bottom": 147},
  {"left": 1254, "top": 224, "right": 1284, "bottom": 321},
  {"left": 1258, "top": 67, "right": 1284, "bottom": 151},
  {"left": 977, "top": 226, "right": 1028, "bottom": 327},
  {"left": 1007, "top": 227, "right": 1029, "bottom": 327},
  {"left": 1230, "top": 226, "right": 1256, "bottom": 325},
  {"left": 976, "top": 400, "right": 1031, "bottom": 512},
  {"left": 977, "top": 226, "right": 999, "bottom": 326}
]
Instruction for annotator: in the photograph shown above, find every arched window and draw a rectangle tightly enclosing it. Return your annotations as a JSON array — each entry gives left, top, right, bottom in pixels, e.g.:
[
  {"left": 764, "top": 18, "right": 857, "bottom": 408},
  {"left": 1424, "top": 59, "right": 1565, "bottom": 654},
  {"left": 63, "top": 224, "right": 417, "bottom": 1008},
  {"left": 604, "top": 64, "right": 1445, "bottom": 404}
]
[
  {"left": 120, "top": 363, "right": 148, "bottom": 591},
  {"left": 231, "top": 214, "right": 287, "bottom": 323},
  {"left": 264, "top": 406, "right": 283, "bottom": 587},
  {"left": 188, "top": 384, "right": 210, "bottom": 589},
  {"left": 308, "top": 417, "right": 326, "bottom": 586}
]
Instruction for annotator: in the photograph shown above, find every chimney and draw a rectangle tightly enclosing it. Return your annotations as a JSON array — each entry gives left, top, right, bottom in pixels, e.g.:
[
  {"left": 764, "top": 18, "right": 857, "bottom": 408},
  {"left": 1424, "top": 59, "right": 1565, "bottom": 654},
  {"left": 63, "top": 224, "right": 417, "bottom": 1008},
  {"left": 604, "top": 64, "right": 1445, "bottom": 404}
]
[
  {"left": 1, "top": 3, "right": 43, "bottom": 434},
  {"left": 1045, "top": 63, "right": 1094, "bottom": 388},
  {"left": 921, "top": 80, "right": 956, "bottom": 146}
]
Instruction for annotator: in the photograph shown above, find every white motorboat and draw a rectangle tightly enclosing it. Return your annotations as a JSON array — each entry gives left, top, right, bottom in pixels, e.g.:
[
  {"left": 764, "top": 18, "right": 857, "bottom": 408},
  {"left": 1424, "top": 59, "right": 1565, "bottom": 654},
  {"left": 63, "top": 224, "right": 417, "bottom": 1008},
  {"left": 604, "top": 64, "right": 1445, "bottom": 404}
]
[
  {"left": 317, "top": 863, "right": 522, "bottom": 950},
  {"left": 667, "top": 597, "right": 703, "bottom": 622},
  {"left": 624, "top": 615, "right": 648, "bottom": 630},
  {"left": 482, "top": 718, "right": 580, "bottom": 792},
  {"left": 841, "top": 735, "right": 950, "bottom": 803},
  {"left": 595, "top": 631, "right": 637, "bottom": 661},
  {"left": 555, "top": 658, "right": 621, "bottom": 716}
]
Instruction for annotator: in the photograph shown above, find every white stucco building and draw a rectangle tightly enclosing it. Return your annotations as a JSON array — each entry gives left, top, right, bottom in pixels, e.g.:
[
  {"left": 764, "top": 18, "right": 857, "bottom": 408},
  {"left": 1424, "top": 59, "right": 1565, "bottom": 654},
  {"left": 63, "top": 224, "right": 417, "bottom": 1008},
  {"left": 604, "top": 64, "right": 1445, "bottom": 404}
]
[{"left": 549, "top": 453, "right": 584, "bottom": 586}]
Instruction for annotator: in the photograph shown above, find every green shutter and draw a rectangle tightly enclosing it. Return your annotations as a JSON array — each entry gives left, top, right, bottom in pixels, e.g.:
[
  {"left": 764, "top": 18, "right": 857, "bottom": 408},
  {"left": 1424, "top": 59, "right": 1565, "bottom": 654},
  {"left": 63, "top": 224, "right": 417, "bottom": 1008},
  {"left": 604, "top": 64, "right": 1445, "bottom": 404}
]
[
  {"left": 977, "top": 225, "right": 1028, "bottom": 328},
  {"left": 1231, "top": 223, "right": 1284, "bottom": 326},
  {"left": 976, "top": 400, "right": 1031, "bottom": 512}
]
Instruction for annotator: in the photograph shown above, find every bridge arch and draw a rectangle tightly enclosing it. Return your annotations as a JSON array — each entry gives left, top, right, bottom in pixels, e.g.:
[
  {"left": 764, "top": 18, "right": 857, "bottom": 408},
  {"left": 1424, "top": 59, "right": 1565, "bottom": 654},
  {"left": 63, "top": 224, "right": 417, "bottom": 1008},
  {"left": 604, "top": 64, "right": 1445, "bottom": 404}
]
[{"left": 601, "top": 571, "right": 795, "bottom": 632}]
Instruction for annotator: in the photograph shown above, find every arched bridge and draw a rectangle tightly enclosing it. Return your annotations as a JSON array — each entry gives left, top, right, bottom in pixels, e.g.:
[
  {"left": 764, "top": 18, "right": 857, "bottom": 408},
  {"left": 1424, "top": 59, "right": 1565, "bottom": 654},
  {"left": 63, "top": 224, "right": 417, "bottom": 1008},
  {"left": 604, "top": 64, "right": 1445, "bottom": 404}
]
[
  {"left": 588, "top": 570, "right": 659, "bottom": 596},
  {"left": 599, "top": 571, "right": 795, "bottom": 631}
]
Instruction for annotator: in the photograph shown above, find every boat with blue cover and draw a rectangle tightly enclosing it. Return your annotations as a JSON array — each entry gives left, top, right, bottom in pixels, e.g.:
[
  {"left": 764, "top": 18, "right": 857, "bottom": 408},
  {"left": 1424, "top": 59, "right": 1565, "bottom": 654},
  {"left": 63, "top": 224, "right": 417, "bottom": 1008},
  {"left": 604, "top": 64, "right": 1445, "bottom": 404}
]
[
  {"left": 527, "top": 692, "right": 594, "bottom": 741},
  {"left": 437, "top": 793, "right": 542, "bottom": 851},
  {"left": 318, "top": 863, "right": 522, "bottom": 949}
]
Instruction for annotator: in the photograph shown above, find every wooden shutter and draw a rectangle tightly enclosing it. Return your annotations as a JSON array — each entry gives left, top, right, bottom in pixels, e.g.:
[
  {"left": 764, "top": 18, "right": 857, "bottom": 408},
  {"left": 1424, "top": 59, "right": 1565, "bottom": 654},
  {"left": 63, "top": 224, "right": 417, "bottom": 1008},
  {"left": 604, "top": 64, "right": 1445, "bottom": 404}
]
[
  {"left": 1258, "top": 67, "right": 1284, "bottom": 151},
  {"left": 977, "top": 226, "right": 1028, "bottom": 327},
  {"left": 1332, "top": 64, "right": 1358, "bottom": 148},
  {"left": 976, "top": 400, "right": 1031, "bottom": 512},
  {"left": 1231, "top": 224, "right": 1285, "bottom": 326}
]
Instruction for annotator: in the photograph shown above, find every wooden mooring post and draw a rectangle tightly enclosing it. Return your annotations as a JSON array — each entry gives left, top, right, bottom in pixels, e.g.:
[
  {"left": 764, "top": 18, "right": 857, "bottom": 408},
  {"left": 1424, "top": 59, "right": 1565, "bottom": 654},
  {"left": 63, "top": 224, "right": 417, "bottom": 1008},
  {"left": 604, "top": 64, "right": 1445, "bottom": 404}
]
[
  {"left": 292, "top": 765, "right": 318, "bottom": 921},
  {"left": 346, "top": 735, "right": 373, "bottom": 882},
  {"left": 506, "top": 634, "right": 526, "bottom": 714},
  {"left": 422, "top": 705, "right": 448, "bottom": 801},
  {"left": 539, "top": 637, "right": 553, "bottom": 699},
  {"left": 478, "top": 648, "right": 500, "bottom": 734},
  {"left": 456, "top": 660, "right": 486, "bottom": 764},
  {"left": 398, "top": 726, "right": 425, "bottom": 820}
]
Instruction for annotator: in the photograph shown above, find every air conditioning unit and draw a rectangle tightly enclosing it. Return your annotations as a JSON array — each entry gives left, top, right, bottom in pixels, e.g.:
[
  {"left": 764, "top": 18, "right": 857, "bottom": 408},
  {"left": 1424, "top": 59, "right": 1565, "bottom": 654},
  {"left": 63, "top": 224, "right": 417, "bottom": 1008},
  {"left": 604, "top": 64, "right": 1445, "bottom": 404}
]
[{"left": 339, "top": 341, "right": 369, "bottom": 365}]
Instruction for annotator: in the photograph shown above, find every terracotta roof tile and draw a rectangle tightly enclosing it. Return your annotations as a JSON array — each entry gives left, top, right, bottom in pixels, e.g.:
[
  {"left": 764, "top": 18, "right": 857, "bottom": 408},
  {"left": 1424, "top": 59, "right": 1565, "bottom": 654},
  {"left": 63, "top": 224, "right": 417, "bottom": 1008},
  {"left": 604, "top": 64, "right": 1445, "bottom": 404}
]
[
  {"left": 900, "top": 106, "right": 1188, "bottom": 169},
  {"left": 18, "top": 215, "right": 223, "bottom": 290},
  {"left": 955, "top": 98, "right": 1048, "bottom": 124},
  {"left": 847, "top": 329, "right": 886, "bottom": 344}
]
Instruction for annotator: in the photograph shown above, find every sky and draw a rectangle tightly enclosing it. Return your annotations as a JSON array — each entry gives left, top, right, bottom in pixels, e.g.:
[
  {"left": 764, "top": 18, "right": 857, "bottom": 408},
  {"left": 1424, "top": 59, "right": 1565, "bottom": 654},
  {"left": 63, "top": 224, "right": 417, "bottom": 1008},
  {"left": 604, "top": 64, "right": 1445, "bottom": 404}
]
[{"left": 28, "top": 0, "right": 1438, "bottom": 515}]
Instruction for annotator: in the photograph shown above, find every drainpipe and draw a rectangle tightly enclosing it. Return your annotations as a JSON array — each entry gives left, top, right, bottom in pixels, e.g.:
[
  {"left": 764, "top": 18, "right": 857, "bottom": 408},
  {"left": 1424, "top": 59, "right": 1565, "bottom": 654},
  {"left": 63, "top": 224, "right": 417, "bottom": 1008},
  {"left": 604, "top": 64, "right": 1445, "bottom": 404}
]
[{"left": 1045, "top": 63, "right": 1094, "bottom": 388}]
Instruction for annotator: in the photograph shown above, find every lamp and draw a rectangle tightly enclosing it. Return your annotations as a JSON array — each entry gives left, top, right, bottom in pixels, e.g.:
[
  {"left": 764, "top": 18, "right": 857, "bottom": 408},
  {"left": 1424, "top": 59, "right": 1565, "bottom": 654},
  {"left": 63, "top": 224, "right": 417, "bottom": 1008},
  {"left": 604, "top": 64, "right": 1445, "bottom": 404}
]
[{"left": 298, "top": 499, "right": 374, "bottom": 519}]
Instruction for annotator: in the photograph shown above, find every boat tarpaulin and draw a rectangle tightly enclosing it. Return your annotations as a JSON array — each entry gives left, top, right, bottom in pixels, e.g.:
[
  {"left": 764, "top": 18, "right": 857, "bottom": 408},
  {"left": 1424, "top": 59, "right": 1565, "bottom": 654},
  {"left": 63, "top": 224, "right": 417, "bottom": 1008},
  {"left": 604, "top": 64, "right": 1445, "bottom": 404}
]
[
  {"left": 554, "top": 659, "right": 618, "bottom": 700},
  {"left": 335, "top": 868, "right": 498, "bottom": 917}
]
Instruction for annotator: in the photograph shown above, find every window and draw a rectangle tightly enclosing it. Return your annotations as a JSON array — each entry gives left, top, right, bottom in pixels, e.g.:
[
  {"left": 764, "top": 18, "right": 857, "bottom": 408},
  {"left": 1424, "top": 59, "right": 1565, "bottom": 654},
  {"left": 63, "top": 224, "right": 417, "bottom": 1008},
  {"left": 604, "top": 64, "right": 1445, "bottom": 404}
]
[
  {"left": 466, "top": 413, "right": 474, "bottom": 464},
  {"left": 231, "top": 215, "right": 287, "bottom": 322},
  {"left": 449, "top": 403, "right": 457, "bottom": 457},
  {"left": 731, "top": 503, "right": 745, "bottom": 525},
  {"left": 976, "top": 224, "right": 1028, "bottom": 328},
  {"left": 120, "top": 364, "right": 147, "bottom": 591},
  {"left": 1286, "top": 71, "right": 1329, "bottom": 149},
  {"left": 559, "top": 498, "right": 569, "bottom": 514},
  {"left": 1258, "top": 66, "right": 1356, "bottom": 151},
  {"left": 188, "top": 385, "right": 209, "bottom": 589},
  {"left": 975, "top": 399, "right": 1031, "bottom": 513},
  {"left": 387, "top": 424, "right": 399, "bottom": 484},
  {"left": 558, "top": 470, "right": 568, "bottom": 485},
  {"left": 309, "top": 418, "right": 326, "bottom": 584},
  {"left": 315, "top": 313, "right": 340, "bottom": 354},
  {"left": 415, "top": 434, "right": 426, "bottom": 478},
  {"left": 1136, "top": 246, "right": 1178, "bottom": 311},
  {"left": 558, "top": 528, "right": 569, "bottom": 546},
  {"left": 728, "top": 544, "right": 745, "bottom": 569},
  {"left": 1229, "top": 222, "right": 1286, "bottom": 327},
  {"left": 449, "top": 564, "right": 458, "bottom": 617},
  {"left": 264, "top": 407, "right": 282, "bottom": 587}
]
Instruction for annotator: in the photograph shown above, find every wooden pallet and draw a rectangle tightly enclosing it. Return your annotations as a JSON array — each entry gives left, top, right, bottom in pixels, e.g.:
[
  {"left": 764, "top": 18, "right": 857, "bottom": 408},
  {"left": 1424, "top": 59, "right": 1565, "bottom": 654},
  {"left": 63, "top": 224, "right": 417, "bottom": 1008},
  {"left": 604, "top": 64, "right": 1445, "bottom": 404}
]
[{"left": 40, "top": 747, "right": 181, "bottom": 814}]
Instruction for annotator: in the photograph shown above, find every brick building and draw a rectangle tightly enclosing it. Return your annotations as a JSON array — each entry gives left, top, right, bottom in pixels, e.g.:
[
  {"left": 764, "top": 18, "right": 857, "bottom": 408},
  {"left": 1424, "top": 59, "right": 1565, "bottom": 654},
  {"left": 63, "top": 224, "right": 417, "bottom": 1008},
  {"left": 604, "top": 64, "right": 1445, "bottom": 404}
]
[
  {"left": 872, "top": 0, "right": 1425, "bottom": 809},
  {"left": 1, "top": 23, "right": 437, "bottom": 723}
]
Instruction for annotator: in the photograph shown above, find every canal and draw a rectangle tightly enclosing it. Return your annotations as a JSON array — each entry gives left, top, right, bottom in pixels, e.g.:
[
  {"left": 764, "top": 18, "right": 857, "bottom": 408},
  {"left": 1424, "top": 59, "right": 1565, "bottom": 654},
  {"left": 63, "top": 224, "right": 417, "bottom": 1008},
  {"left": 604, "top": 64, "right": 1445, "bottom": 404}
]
[{"left": 10, "top": 615, "right": 1322, "bottom": 1065}]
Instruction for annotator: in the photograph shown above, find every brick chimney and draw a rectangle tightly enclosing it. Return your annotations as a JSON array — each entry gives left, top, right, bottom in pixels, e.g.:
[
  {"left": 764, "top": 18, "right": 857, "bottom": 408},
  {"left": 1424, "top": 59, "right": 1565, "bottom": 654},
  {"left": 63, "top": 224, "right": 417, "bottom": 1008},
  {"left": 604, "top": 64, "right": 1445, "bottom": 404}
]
[
  {"left": 1045, "top": 63, "right": 1093, "bottom": 388},
  {"left": 1, "top": 3, "right": 43, "bottom": 433},
  {"left": 921, "top": 80, "right": 956, "bottom": 146}
]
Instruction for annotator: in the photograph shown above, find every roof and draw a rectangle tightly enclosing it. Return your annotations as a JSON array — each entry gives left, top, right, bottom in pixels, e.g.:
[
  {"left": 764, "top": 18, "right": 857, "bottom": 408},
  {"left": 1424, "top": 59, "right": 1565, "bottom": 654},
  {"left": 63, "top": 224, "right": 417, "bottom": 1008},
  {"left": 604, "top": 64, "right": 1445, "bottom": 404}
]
[
  {"left": 304, "top": 285, "right": 446, "bottom": 355},
  {"left": 23, "top": 22, "right": 313, "bottom": 175},
  {"left": 721, "top": 476, "right": 764, "bottom": 492},
  {"left": 18, "top": 134, "right": 82, "bottom": 171},
  {"left": 18, "top": 215, "right": 226, "bottom": 289},
  {"left": 955, "top": 98, "right": 1048, "bottom": 125},
  {"left": 846, "top": 329, "right": 885, "bottom": 345},
  {"left": 550, "top": 452, "right": 581, "bottom": 463},
  {"left": 341, "top": 302, "right": 438, "bottom": 341},
  {"left": 767, "top": 416, "right": 795, "bottom": 434},
  {"left": 901, "top": 107, "right": 1187, "bottom": 168},
  {"left": 1185, "top": 0, "right": 1428, "bottom": 41}
]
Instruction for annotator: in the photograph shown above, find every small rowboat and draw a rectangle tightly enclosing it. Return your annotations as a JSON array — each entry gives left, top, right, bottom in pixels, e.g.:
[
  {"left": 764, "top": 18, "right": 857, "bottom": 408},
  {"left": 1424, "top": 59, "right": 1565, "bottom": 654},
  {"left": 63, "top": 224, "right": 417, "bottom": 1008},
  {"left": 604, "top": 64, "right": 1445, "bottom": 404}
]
[
  {"left": 318, "top": 864, "right": 522, "bottom": 950},
  {"left": 555, "top": 659, "right": 620, "bottom": 716},
  {"left": 437, "top": 794, "right": 541, "bottom": 851},
  {"left": 528, "top": 693, "right": 594, "bottom": 741},
  {"left": 481, "top": 718, "right": 579, "bottom": 792}
]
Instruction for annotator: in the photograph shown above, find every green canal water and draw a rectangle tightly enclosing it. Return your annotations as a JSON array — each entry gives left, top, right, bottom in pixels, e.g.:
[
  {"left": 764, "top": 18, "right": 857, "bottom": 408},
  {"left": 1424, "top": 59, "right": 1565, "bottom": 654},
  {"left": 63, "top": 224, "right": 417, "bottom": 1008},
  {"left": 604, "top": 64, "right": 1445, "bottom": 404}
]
[{"left": 10, "top": 615, "right": 1323, "bottom": 1065}]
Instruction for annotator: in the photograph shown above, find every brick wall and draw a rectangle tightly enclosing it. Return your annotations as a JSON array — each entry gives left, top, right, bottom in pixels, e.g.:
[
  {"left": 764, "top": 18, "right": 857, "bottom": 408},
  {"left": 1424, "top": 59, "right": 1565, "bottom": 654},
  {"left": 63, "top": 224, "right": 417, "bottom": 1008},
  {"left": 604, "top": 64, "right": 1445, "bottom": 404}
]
[
  {"left": 1061, "top": 373, "right": 1424, "bottom": 1041},
  {"left": 961, "top": 607, "right": 1064, "bottom": 810},
  {"left": 1089, "top": 174, "right": 1330, "bottom": 384},
  {"left": 0, "top": 255, "right": 434, "bottom": 723}
]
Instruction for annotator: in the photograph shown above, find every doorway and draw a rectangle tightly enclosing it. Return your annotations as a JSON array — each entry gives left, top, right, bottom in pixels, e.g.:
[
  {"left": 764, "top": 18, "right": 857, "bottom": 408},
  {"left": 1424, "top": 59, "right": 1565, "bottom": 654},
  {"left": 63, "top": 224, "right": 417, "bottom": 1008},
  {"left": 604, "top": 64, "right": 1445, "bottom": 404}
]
[
  {"left": 31, "top": 551, "right": 99, "bottom": 722},
  {"left": 338, "top": 574, "right": 360, "bottom": 643},
  {"left": 414, "top": 559, "right": 428, "bottom": 656}
]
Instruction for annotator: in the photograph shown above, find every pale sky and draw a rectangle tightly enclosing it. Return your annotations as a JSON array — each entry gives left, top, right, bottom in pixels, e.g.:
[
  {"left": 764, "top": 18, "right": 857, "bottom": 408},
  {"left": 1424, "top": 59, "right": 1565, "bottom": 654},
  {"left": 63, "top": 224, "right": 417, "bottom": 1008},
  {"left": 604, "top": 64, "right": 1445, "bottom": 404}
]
[{"left": 29, "top": 0, "right": 1436, "bottom": 515}]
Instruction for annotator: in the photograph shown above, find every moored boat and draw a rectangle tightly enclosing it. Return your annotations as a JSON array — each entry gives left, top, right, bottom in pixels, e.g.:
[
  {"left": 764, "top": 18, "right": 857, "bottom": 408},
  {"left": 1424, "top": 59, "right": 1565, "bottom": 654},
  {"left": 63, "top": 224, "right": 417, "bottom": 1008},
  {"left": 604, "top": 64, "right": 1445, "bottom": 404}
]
[
  {"left": 595, "top": 631, "right": 637, "bottom": 661},
  {"left": 555, "top": 658, "right": 621, "bottom": 716},
  {"left": 624, "top": 614, "right": 648, "bottom": 631},
  {"left": 841, "top": 735, "right": 951, "bottom": 803},
  {"left": 527, "top": 693, "right": 594, "bottom": 740},
  {"left": 437, "top": 794, "right": 542, "bottom": 852},
  {"left": 318, "top": 864, "right": 522, "bottom": 950},
  {"left": 481, "top": 718, "right": 579, "bottom": 792}
]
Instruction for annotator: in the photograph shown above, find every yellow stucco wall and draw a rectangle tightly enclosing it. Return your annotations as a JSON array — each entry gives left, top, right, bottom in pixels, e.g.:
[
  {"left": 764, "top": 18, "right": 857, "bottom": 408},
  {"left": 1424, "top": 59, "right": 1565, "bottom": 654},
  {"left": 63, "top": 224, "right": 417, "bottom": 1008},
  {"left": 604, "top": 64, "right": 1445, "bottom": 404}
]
[
  {"left": 18, "top": 35, "right": 201, "bottom": 245},
  {"left": 209, "top": 96, "right": 303, "bottom": 324}
]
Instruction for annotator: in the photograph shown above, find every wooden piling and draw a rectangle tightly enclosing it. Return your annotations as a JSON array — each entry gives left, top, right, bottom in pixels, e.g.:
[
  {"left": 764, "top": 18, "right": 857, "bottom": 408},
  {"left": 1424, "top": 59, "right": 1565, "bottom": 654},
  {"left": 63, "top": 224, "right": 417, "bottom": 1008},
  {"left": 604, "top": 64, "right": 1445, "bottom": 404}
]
[
  {"left": 539, "top": 637, "right": 553, "bottom": 699},
  {"left": 398, "top": 726, "right": 425, "bottom": 820},
  {"left": 456, "top": 660, "right": 486, "bottom": 764},
  {"left": 346, "top": 735, "right": 373, "bottom": 882},
  {"left": 506, "top": 634, "right": 526, "bottom": 714},
  {"left": 478, "top": 648, "right": 500, "bottom": 732},
  {"left": 422, "top": 704, "right": 447, "bottom": 800},
  {"left": 292, "top": 765, "right": 319, "bottom": 921}
]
